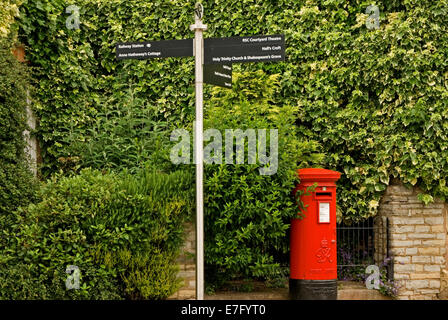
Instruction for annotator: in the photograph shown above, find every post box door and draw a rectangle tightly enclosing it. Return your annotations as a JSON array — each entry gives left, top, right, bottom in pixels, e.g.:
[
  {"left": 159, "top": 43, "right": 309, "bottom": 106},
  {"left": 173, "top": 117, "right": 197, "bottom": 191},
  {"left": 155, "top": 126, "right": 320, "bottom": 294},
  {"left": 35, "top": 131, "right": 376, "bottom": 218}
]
[
  {"left": 291, "top": 187, "right": 337, "bottom": 280},
  {"left": 308, "top": 190, "right": 337, "bottom": 279}
]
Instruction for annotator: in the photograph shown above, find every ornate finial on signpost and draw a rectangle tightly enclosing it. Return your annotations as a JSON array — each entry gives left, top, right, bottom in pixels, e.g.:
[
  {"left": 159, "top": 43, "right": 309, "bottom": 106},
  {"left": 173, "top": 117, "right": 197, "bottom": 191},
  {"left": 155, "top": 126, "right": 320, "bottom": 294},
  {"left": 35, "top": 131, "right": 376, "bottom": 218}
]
[
  {"left": 194, "top": 2, "right": 203, "bottom": 20},
  {"left": 190, "top": 3, "right": 207, "bottom": 31}
]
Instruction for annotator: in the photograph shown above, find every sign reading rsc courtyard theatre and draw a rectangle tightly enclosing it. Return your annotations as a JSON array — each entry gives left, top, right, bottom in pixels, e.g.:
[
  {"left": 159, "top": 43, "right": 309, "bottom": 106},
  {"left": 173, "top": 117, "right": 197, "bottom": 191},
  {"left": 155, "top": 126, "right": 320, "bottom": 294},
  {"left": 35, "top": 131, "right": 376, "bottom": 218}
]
[
  {"left": 204, "top": 34, "right": 285, "bottom": 64},
  {"left": 115, "top": 3, "right": 286, "bottom": 300}
]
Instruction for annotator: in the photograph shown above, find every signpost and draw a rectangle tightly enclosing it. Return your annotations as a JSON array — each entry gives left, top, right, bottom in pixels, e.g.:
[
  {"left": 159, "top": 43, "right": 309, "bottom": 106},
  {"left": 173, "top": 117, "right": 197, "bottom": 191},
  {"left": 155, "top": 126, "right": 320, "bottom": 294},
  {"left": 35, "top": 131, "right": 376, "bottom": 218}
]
[
  {"left": 115, "top": 3, "right": 285, "bottom": 300},
  {"left": 190, "top": 3, "right": 207, "bottom": 300}
]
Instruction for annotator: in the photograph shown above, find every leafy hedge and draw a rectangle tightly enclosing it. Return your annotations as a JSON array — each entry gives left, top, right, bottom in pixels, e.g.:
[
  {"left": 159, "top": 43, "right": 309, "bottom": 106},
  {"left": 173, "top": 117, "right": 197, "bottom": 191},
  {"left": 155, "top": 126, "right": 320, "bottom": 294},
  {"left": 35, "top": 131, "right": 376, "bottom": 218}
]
[
  {"left": 18, "top": 0, "right": 448, "bottom": 223},
  {"left": 285, "top": 1, "right": 448, "bottom": 222},
  {"left": 0, "top": 0, "right": 21, "bottom": 38},
  {"left": 0, "top": 168, "right": 194, "bottom": 299}
]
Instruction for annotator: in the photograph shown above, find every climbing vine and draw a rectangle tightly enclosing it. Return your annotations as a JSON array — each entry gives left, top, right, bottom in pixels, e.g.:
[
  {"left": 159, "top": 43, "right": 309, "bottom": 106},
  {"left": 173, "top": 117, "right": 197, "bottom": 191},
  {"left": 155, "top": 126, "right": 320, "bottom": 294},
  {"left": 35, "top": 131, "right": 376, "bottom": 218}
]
[{"left": 17, "top": 0, "right": 448, "bottom": 222}]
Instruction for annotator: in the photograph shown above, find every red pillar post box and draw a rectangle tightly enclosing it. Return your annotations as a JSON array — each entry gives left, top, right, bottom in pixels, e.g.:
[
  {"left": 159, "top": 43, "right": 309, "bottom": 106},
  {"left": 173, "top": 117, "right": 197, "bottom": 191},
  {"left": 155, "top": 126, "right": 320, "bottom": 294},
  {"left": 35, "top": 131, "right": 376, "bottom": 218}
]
[{"left": 290, "top": 168, "right": 341, "bottom": 300}]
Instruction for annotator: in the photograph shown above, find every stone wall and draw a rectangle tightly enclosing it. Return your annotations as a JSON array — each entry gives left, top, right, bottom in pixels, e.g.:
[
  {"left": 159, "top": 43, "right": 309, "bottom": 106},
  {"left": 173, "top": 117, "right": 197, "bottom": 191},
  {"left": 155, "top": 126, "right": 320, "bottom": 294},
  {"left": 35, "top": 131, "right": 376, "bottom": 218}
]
[
  {"left": 378, "top": 179, "right": 448, "bottom": 300},
  {"left": 168, "top": 222, "right": 196, "bottom": 300}
]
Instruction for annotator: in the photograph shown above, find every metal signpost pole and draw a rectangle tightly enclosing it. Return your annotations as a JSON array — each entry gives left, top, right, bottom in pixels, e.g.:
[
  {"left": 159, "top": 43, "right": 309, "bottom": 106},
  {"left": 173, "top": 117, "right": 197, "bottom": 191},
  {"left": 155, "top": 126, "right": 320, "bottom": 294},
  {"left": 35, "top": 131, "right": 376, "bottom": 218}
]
[{"left": 190, "top": 3, "right": 207, "bottom": 300}]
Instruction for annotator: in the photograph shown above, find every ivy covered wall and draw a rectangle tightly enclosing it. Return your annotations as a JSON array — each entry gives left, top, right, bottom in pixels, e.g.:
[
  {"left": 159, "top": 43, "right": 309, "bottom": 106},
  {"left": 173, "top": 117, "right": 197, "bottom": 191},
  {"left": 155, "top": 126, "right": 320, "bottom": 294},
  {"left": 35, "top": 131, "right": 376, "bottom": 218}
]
[
  {"left": 0, "top": 0, "right": 36, "bottom": 218},
  {"left": 17, "top": 0, "right": 448, "bottom": 223}
]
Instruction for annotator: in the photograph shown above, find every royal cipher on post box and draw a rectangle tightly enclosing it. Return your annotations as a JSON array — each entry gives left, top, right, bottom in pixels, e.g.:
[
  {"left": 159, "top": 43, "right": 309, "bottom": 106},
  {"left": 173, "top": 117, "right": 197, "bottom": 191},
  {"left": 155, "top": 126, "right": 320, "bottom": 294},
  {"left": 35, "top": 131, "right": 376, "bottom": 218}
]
[{"left": 290, "top": 168, "right": 341, "bottom": 300}]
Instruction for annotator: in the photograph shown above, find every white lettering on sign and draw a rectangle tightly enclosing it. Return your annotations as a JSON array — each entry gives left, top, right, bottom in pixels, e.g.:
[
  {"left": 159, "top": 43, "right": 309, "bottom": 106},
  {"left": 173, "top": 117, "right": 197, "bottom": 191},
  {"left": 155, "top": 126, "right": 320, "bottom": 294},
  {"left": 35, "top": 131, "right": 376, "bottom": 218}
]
[
  {"left": 319, "top": 202, "right": 330, "bottom": 223},
  {"left": 214, "top": 71, "right": 231, "bottom": 79}
]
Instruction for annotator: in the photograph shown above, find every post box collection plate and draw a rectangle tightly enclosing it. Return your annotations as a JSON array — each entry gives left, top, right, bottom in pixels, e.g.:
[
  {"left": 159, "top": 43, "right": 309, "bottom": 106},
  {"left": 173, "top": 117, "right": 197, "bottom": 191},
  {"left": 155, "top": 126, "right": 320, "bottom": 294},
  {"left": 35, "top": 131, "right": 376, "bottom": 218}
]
[{"left": 318, "top": 202, "right": 330, "bottom": 223}]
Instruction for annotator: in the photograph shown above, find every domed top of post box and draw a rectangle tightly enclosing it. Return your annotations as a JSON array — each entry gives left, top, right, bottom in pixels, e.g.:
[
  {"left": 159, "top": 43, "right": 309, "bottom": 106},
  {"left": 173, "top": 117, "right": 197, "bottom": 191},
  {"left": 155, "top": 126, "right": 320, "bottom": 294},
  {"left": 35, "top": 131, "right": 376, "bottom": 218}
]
[{"left": 297, "top": 168, "right": 341, "bottom": 183}]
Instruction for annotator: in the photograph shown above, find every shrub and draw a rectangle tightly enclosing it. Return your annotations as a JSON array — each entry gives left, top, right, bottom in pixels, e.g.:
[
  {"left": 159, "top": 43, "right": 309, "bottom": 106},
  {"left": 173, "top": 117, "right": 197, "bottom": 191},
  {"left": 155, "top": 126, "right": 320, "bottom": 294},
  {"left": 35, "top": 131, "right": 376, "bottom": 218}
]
[
  {"left": 62, "top": 86, "right": 175, "bottom": 174},
  {"left": 203, "top": 70, "right": 323, "bottom": 289},
  {"left": 0, "top": 167, "right": 194, "bottom": 299}
]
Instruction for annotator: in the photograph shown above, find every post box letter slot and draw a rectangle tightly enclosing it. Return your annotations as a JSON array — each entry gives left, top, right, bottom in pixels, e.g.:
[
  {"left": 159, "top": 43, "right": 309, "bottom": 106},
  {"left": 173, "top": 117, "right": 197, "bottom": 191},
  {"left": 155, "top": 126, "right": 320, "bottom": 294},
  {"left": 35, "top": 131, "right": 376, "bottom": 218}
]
[
  {"left": 318, "top": 202, "right": 330, "bottom": 223},
  {"left": 316, "top": 192, "right": 332, "bottom": 197}
]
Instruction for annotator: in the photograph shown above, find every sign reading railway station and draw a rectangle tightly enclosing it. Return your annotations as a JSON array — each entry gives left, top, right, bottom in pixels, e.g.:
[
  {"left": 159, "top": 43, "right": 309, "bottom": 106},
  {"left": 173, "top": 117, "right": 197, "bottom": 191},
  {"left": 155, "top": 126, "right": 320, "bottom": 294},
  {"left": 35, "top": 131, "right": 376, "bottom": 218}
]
[
  {"left": 116, "top": 39, "right": 193, "bottom": 60},
  {"left": 115, "top": 3, "right": 286, "bottom": 300}
]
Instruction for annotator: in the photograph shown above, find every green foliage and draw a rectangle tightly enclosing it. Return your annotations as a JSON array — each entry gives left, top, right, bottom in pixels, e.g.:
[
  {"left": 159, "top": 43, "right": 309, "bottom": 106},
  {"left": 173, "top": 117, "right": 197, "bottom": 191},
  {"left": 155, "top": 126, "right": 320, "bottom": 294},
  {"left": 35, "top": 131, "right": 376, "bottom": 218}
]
[
  {"left": 94, "top": 248, "right": 182, "bottom": 300},
  {"left": 18, "top": 0, "right": 448, "bottom": 224},
  {"left": 0, "top": 32, "right": 37, "bottom": 219},
  {"left": 0, "top": 0, "right": 21, "bottom": 38},
  {"left": 203, "top": 70, "right": 323, "bottom": 288},
  {"left": 0, "top": 168, "right": 194, "bottom": 299},
  {"left": 283, "top": 0, "right": 448, "bottom": 222},
  {"left": 63, "top": 86, "right": 175, "bottom": 174}
]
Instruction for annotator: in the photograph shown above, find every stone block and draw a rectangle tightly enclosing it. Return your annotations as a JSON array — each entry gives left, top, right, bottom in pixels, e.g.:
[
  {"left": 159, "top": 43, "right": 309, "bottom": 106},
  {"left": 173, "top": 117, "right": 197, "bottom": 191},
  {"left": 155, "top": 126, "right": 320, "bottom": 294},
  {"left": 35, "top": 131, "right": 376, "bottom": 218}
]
[
  {"left": 389, "top": 196, "right": 409, "bottom": 202},
  {"left": 422, "top": 209, "right": 444, "bottom": 215},
  {"left": 394, "top": 264, "right": 415, "bottom": 272},
  {"left": 414, "top": 264, "right": 424, "bottom": 272},
  {"left": 406, "top": 280, "right": 429, "bottom": 289},
  {"left": 436, "top": 233, "right": 446, "bottom": 240},
  {"left": 390, "top": 217, "right": 425, "bottom": 225},
  {"left": 406, "top": 248, "right": 418, "bottom": 255},
  {"left": 418, "top": 247, "right": 439, "bottom": 255},
  {"left": 429, "top": 280, "right": 441, "bottom": 289},
  {"left": 392, "top": 226, "right": 414, "bottom": 233},
  {"left": 414, "top": 226, "right": 430, "bottom": 233},
  {"left": 422, "top": 240, "right": 445, "bottom": 246},
  {"left": 177, "top": 289, "right": 196, "bottom": 299},
  {"left": 412, "top": 256, "right": 432, "bottom": 263},
  {"left": 424, "top": 265, "right": 441, "bottom": 272},
  {"left": 391, "top": 240, "right": 414, "bottom": 247},
  {"left": 393, "top": 233, "right": 408, "bottom": 240},
  {"left": 388, "top": 185, "right": 414, "bottom": 196},
  {"left": 416, "top": 289, "right": 439, "bottom": 296},
  {"left": 185, "top": 264, "right": 195, "bottom": 271},
  {"left": 390, "top": 247, "right": 406, "bottom": 256},
  {"left": 410, "top": 295, "right": 434, "bottom": 300},
  {"left": 178, "top": 270, "right": 195, "bottom": 279},
  {"left": 399, "top": 203, "right": 424, "bottom": 210},
  {"left": 408, "top": 233, "right": 436, "bottom": 239},
  {"left": 394, "top": 273, "right": 410, "bottom": 280},
  {"left": 424, "top": 217, "right": 444, "bottom": 225},
  {"left": 423, "top": 202, "right": 445, "bottom": 209},
  {"left": 431, "top": 256, "right": 445, "bottom": 264},
  {"left": 409, "top": 272, "right": 440, "bottom": 280},
  {"left": 431, "top": 225, "right": 445, "bottom": 233}
]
